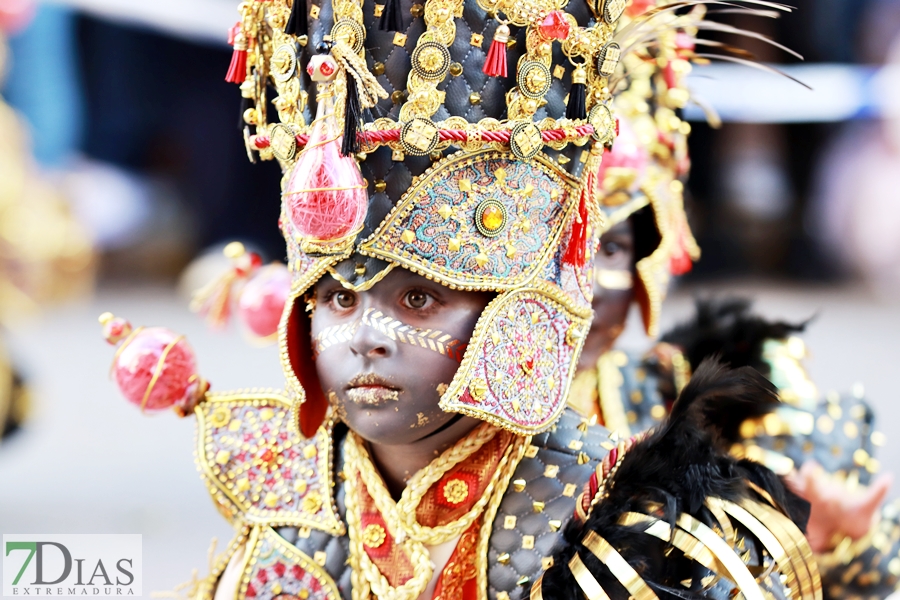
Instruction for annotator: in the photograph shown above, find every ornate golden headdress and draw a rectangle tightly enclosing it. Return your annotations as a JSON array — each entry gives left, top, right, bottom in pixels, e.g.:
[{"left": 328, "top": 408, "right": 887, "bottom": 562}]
[{"left": 225, "top": 0, "right": 636, "bottom": 437}]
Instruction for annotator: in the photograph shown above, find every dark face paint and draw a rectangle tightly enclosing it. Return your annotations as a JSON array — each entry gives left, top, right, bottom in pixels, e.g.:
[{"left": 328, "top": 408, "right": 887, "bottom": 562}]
[
  {"left": 311, "top": 268, "right": 491, "bottom": 446},
  {"left": 577, "top": 218, "right": 636, "bottom": 371}
]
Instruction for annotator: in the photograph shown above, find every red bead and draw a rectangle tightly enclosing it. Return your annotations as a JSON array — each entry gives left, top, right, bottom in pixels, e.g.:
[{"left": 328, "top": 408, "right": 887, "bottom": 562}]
[
  {"left": 539, "top": 11, "right": 569, "bottom": 41},
  {"left": 100, "top": 314, "right": 132, "bottom": 345}
]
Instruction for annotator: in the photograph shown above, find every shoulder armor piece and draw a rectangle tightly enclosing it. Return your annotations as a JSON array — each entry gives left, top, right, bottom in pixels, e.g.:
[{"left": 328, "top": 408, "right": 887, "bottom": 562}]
[
  {"left": 487, "top": 409, "right": 611, "bottom": 599},
  {"left": 196, "top": 390, "right": 345, "bottom": 535}
]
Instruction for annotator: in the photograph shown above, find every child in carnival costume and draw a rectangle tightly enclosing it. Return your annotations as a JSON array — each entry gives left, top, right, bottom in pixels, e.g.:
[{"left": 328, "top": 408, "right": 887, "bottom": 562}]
[
  {"left": 101, "top": 0, "right": 824, "bottom": 598},
  {"left": 563, "top": 4, "right": 900, "bottom": 598}
]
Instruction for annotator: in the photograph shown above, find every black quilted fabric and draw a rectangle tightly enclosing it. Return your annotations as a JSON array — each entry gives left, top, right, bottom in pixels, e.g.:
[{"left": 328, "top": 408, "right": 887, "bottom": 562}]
[
  {"left": 275, "top": 408, "right": 611, "bottom": 600},
  {"left": 488, "top": 408, "right": 609, "bottom": 597},
  {"left": 294, "top": 0, "right": 596, "bottom": 285}
]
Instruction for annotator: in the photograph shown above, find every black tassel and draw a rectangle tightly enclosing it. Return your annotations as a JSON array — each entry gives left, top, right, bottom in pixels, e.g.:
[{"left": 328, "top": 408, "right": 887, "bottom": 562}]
[
  {"left": 285, "top": 0, "right": 307, "bottom": 36},
  {"left": 378, "top": 0, "right": 403, "bottom": 32},
  {"left": 239, "top": 96, "right": 253, "bottom": 131},
  {"left": 566, "top": 64, "right": 587, "bottom": 120},
  {"left": 341, "top": 76, "right": 362, "bottom": 156}
]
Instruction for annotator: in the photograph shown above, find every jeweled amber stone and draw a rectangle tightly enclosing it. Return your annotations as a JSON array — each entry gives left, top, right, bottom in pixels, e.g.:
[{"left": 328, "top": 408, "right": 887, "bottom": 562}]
[{"left": 481, "top": 204, "right": 505, "bottom": 232}]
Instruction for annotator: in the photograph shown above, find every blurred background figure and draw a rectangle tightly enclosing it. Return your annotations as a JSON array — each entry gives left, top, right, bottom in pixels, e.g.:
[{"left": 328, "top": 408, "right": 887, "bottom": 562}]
[{"left": 0, "top": 0, "right": 94, "bottom": 443}]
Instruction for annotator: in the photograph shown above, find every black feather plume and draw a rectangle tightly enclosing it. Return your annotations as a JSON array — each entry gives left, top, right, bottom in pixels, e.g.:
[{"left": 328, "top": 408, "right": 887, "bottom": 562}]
[
  {"left": 538, "top": 360, "right": 809, "bottom": 600},
  {"left": 661, "top": 297, "right": 809, "bottom": 377}
]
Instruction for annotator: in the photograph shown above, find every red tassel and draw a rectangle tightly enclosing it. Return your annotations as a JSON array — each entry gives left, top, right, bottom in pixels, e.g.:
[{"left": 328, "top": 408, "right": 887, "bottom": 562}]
[
  {"left": 225, "top": 26, "right": 248, "bottom": 84},
  {"left": 563, "top": 173, "right": 593, "bottom": 267},
  {"left": 482, "top": 24, "right": 510, "bottom": 78}
]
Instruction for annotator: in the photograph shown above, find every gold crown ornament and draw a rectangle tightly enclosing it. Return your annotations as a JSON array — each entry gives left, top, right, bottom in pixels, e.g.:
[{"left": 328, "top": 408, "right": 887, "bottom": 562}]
[{"left": 221, "top": 0, "right": 779, "bottom": 435}]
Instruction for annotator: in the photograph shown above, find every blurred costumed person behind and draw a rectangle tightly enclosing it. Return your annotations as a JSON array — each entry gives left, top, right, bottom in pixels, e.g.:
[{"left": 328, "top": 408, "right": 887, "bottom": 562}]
[
  {"left": 565, "top": 4, "right": 900, "bottom": 597},
  {"left": 0, "top": 0, "right": 95, "bottom": 443},
  {"left": 99, "top": 0, "right": 822, "bottom": 598}
]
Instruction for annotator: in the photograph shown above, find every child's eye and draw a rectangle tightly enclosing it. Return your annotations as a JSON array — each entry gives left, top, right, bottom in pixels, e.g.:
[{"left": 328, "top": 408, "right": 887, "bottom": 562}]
[
  {"left": 403, "top": 290, "right": 432, "bottom": 310},
  {"left": 602, "top": 241, "right": 622, "bottom": 257},
  {"left": 332, "top": 291, "right": 357, "bottom": 309}
]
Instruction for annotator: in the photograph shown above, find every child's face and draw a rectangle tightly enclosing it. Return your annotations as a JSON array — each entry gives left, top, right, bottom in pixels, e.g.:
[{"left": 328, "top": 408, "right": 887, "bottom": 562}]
[
  {"left": 311, "top": 268, "right": 492, "bottom": 445},
  {"left": 578, "top": 219, "right": 635, "bottom": 369}
]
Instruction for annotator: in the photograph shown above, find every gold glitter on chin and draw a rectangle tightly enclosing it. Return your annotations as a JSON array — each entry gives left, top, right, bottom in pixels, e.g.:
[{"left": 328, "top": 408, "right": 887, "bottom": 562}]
[
  {"left": 327, "top": 391, "right": 348, "bottom": 421},
  {"left": 436, "top": 383, "right": 449, "bottom": 395},
  {"left": 411, "top": 412, "right": 430, "bottom": 428}
]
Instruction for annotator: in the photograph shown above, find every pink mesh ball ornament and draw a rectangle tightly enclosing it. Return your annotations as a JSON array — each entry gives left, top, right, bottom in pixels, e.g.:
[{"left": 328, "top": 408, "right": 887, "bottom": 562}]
[
  {"left": 238, "top": 263, "right": 290, "bottom": 340},
  {"left": 596, "top": 117, "right": 648, "bottom": 193},
  {"left": 100, "top": 313, "right": 208, "bottom": 416},
  {"left": 283, "top": 55, "right": 367, "bottom": 243}
]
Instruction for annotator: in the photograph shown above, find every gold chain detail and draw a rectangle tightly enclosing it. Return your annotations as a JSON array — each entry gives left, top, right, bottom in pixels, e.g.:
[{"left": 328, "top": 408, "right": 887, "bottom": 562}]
[
  {"left": 343, "top": 424, "right": 527, "bottom": 600},
  {"left": 353, "top": 422, "right": 502, "bottom": 544},
  {"left": 345, "top": 435, "right": 434, "bottom": 600},
  {"left": 399, "top": 0, "right": 462, "bottom": 121}
]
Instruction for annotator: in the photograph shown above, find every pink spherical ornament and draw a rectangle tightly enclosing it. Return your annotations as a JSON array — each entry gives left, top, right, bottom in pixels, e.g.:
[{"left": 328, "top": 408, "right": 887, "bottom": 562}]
[
  {"left": 283, "top": 86, "right": 367, "bottom": 243},
  {"left": 101, "top": 314, "right": 206, "bottom": 414},
  {"left": 238, "top": 263, "right": 290, "bottom": 340},
  {"left": 596, "top": 116, "right": 648, "bottom": 194}
]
